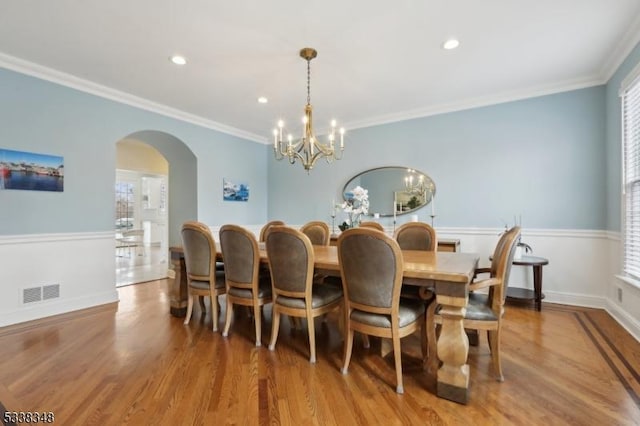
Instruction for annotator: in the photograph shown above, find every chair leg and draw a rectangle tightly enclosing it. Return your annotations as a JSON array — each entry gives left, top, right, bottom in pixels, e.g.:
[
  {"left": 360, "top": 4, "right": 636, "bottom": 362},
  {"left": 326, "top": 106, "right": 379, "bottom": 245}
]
[
  {"left": 307, "top": 312, "right": 316, "bottom": 363},
  {"left": 198, "top": 296, "right": 206, "bottom": 314},
  {"left": 183, "top": 294, "right": 193, "bottom": 325},
  {"left": 288, "top": 316, "right": 299, "bottom": 330},
  {"left": 254, "top": 302, "right": 262, "bottom": 347},
  {"left": 211, "top": 295, "right": 219, "bottom": 332},
  {"left": 341, "top": 327, "right": 354, "bottom": 375},
  {"left": 222, "top": 298, "right": 233, "bottom": 337},
  {"left": 392, "top": 331, "right": 404, "bottom": 394},
  {"left": 361, "top": 334, "right": 370, "bottom": 349},
  {"left": 488, "top": 327, "right": 504, "bottom": 382},
  {"left": 269, "top": 309, "right": 281, "bottom": 351}
]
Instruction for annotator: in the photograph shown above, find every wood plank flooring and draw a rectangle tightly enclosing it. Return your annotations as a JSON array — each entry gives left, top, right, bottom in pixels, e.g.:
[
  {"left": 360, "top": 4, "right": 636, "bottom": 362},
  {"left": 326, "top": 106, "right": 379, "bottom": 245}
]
[{"left": 0, "top": 280, "right": 639, "bottom": 425}]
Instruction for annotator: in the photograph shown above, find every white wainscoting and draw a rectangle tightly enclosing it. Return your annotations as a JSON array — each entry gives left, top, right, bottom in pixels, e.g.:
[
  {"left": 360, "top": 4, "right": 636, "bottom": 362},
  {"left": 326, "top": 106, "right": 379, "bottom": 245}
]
[
  {"left": 2, "top": 227, "right": 639, "bottom": 341},
  {"left": 605, "top": 232, "right": 640, "bottom": 341},
  {"left": 0, "top": 232, "right": 119, "bottom": 327}
]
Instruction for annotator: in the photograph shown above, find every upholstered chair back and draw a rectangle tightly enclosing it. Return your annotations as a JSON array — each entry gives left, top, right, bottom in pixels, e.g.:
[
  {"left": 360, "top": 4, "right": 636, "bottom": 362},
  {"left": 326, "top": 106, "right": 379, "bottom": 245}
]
[
  {"left": 300, "top": 221, "right": 330, "bottom": 246},
  {"left": 489, "top": 226, "right": 521, "bottom": 306},
  {"left": 181, "top": 221, "right": 214, "bottom": 278},
  {"left": 393, "top": 222, "right": 437, "bottom": 251},
  {"left": 267, "top": 227, "right": 314, "bottom": 294},
  {"left": 338, "top": 228, "right": 403, "bottom": 309},
  {"left": 359, "top": 221, "right": 384, "bottom": 232},
  {"left": 219, "top": 224, "right": 259, "bottom": 286},
  {"left": 259, "top": 220, "right": 285, "bottom": 242}
]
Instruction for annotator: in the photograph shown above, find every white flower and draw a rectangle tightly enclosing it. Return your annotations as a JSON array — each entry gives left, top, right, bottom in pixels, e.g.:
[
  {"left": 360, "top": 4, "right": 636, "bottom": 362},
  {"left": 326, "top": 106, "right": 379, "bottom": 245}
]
[{"left": 341, "top": 186, "right": 369, "bottom": 226}]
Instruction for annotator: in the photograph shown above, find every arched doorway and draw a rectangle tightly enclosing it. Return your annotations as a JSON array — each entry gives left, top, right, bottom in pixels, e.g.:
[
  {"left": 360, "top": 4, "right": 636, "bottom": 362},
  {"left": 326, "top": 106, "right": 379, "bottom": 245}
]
[{"left": 114, "top": 131, "right": 197, "bottom": 286}]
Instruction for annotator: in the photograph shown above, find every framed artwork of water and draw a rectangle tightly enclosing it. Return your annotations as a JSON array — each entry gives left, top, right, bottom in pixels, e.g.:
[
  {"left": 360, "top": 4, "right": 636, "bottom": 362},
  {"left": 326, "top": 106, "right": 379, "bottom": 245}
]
[
  {"left": 0, "top": 148, "right": 64, "bottom": 192},
  {"left": 223, "top": 178, "right": 249, "bottom": 202}
]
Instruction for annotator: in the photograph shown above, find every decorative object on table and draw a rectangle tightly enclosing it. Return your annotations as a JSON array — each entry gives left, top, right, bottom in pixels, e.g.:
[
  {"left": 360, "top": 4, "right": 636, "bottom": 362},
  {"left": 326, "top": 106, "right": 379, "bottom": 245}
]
[
  {"left": 340, "top": 186, "right": 369, "bottom": 230},
  {"left": 330, "top": 199, "right": 338, "bottom": 236},
  {"left": 272, "top": 47, "right": 345, "bottom": 173},
  {"left": 0, "top": 148, "right": 64, "bottom": 192},
  {"left": 222, "top": 178, "right": 249, "bottom": 202},
  {"left": 501, "top": 215, "right": 530, "bottom": 259}
]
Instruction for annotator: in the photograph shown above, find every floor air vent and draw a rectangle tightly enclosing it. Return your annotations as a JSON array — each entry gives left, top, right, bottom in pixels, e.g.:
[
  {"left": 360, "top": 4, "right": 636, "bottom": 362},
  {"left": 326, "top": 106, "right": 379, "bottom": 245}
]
[
  {"left": 43, "top": 284, "right": 60, "bottom": 300},
  {"left": 23, "top": 287, "right": 42, "bottom": 304},
  {"left": 23, "top": 284, "right": 60, "bottom": 304}
]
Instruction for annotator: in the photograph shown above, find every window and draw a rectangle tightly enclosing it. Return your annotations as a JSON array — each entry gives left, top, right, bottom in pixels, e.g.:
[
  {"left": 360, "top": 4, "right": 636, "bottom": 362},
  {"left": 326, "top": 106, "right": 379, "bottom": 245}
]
[
  {"left": 622, "top": 67, "right": 640, "bottom": 281},
  {"left": 115, "top": 181, "right": 135, "bottom": 229}
]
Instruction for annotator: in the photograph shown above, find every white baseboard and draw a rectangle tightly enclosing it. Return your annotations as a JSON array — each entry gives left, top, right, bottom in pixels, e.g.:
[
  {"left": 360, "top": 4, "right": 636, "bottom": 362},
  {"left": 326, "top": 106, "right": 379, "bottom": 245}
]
[
  {"left": 0, "top": 290, "right": 119, "bottom": 328},
  {"left": 605, "top": 299, "right": 640, "bottom": 342}
]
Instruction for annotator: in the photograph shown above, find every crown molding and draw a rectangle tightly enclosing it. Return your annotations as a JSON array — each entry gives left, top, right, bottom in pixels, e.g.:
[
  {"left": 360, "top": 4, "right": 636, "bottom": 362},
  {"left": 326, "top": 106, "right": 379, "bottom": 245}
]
[
  {"left": 600, "top": 13, "right": 640, "bottom": 82},
  {"left": 345, "top": 77, "right": 604, "bottom": 131},
  {"left": 0, "top": 52, "right": 266, "bottom": 144},
  {"left": 0, "top": 51, "right": 613, "bottom": 144}
]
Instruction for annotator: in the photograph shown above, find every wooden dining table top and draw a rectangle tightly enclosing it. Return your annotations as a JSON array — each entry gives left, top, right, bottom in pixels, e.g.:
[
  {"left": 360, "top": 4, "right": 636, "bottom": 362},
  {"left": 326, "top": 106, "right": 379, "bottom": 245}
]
[{"left": 206, "top": 243, "right": 479, "bottom": 285}]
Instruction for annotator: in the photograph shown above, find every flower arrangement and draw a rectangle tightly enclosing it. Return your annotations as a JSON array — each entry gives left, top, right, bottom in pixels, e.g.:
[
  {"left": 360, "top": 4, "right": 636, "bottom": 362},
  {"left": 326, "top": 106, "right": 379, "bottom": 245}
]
[{"left": 339, "top": 186, "right": 369, "bottom": 231}]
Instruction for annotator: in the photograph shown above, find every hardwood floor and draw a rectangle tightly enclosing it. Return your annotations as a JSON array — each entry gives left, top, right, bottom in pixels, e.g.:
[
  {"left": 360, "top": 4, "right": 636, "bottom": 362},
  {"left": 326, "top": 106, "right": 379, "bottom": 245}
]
[{"left": 0, "top": 280, "right": 639, "bottom": 425}]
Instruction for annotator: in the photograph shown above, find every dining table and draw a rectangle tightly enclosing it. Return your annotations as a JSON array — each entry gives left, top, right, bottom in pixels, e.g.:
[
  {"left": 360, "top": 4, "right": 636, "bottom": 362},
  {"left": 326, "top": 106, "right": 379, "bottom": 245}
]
[{"left": 169, "top": 243, "right": 479, "bottom": 404}]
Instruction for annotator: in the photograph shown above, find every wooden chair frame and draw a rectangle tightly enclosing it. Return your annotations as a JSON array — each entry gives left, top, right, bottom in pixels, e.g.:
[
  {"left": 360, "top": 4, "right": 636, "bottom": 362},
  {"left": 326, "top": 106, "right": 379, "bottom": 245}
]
[
  {"left": 220, "top": 224, "right": 272, "bottom": 346},
  {"left": 427, "top": 226, "right": 521, "bottom": 380},
  {"left": 338, "top": 228, "right": 426, "bottom": 394},
  {"left": 181, "top": 221, "right": 226, "bottom": 332},
  {"left": 267, "top": 226, "right": 342, "bottom": 363}
]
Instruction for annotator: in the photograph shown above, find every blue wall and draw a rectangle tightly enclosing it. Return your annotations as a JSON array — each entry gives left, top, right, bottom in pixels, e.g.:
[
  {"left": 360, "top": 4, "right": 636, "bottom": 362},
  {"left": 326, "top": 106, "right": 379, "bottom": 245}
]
[
  {"left": 606, "top": 41, "right": 640, "bottom": 232},
  {"left": 268, "top": 87, "right": 606, "bottom": 230},
  {"left": 0, "top": 68, "right": 269, "bottom": 244},
  {"left": 0, "top": 65, "right": 613, "bottom": 236}
]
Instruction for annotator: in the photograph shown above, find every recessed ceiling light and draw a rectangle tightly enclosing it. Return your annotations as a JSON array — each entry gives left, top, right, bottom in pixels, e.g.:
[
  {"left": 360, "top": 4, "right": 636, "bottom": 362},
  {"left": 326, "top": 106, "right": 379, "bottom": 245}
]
[
  {"left": 442, "top": 39, "right": 460, "bottom": 50},
  {"left": 258, "top": 96, "right": 268, "bottom": 104},
  {"left": 170, "top": 55, "right": 187, "bottom": 65}
]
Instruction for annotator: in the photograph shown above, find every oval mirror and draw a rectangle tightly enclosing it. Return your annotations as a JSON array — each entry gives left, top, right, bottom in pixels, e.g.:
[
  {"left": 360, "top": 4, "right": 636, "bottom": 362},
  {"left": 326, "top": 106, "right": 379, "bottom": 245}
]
[{"left": 342, "top": 167, "right": 435, "bottom": 217}]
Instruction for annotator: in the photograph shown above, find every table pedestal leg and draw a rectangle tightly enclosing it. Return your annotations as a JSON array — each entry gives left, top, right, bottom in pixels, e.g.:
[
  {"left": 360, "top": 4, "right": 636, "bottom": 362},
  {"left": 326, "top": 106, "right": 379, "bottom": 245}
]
[
  {"left": 169, "top": 249, "right": 188, "bottom": 317},
  {"left": 435, "top": 282, "right": 470, "bottom": 404}
]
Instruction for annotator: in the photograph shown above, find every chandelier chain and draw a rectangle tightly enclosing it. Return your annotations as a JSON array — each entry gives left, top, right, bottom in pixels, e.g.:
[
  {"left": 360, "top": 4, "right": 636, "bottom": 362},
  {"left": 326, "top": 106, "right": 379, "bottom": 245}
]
[{"left": 307, "top": 58, "right": 311, "bottom": 105}]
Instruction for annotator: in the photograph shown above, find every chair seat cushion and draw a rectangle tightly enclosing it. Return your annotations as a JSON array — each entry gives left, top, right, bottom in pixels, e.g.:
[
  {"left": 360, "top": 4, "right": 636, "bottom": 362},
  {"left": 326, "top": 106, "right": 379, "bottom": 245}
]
[
  {"left": 350, "top": 299, "right": 425, "bottom": 328},
  {"left": 435, "top": 292, "right": 498, "bottom": 321},
  {"left": 276, "top": 285, "right": 343, "bottom": 309},
  {"left": 464, "top": 292, "right": 498, "bottom": 321},
  {"left": 190, "top": 271, "right": 225, "bottom": 290},
  {"left": 228, "top": 278, "right": 272, "bottom": 299}
]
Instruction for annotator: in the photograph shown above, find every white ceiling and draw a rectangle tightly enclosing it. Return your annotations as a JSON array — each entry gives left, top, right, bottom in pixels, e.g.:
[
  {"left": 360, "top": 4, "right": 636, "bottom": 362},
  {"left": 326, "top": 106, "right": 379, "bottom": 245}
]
[{"left": 1, "top": 1, "right": 639, "bottom": 143}]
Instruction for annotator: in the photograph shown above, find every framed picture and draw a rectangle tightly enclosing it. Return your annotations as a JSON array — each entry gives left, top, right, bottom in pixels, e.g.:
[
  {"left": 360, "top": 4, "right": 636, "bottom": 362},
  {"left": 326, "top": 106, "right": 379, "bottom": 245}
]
[
  {"left": 223, "top": 178, "right": 249, "bottom": 202},
  {"left": 0, "top": 148, "right": 64, "bottom": 192}
]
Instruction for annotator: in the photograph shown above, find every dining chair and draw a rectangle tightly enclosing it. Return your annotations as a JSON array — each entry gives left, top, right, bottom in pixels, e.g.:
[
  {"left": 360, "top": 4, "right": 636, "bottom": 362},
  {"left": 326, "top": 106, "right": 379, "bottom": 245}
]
[
  {"left": 220, "top": 224, "right": 273, "bottom": 346},
  {"left": 338, "top": 227, "right": 426, "bottom": 394},
  {"left": 300, "top": 221, "right": 330, "bottom": 246},
  {"left": 266, "top": 226, "right": 343, "bottom": 363},
  {"left": 393, "top": 221, "right": 437, "bottom": 251},
  {"left": 181, "top": 221, "right": 226, "bottom": 331},
  {"left": 359, "top": 221, "right": 384, "bottom": 232},
  {"left": 427, "top": 226, "right": 521, "bottom": 381},
  {"left": 259, "top": 220, "right": 285, "bottom": 242},
  {"left": 394, "top": 221, "right": 437, "bottom": 305}
]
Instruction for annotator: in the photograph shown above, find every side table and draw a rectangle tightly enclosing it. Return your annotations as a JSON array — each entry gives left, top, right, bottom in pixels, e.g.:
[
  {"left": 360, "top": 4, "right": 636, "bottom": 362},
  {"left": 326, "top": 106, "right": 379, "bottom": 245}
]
[{"left": 506, "top": 255, "right": 549, "bottom": 311}]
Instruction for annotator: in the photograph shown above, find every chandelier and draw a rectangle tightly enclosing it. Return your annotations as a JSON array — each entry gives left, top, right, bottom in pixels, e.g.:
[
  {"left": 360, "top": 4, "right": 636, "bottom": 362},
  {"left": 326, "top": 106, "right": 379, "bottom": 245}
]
[
  {"left": 404, "top": 169, "right": 428, "bottom": 196},
  {"left": 272, "top": 48, "right": 344, "bottom": 172}
]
